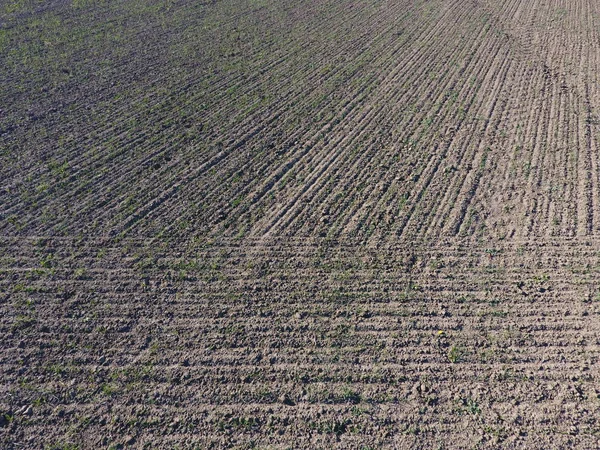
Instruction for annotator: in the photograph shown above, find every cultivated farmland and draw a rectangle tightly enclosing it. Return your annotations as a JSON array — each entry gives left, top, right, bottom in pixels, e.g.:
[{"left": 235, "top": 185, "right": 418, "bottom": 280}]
[{"left": 3, "top": 0, "right": 600, "bottom": 448}]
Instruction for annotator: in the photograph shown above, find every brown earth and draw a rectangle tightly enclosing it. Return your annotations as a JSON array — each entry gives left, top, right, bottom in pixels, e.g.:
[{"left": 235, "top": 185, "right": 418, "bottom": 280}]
[{"left": 2, "top": 0, "right": 600, "bottom": 448}]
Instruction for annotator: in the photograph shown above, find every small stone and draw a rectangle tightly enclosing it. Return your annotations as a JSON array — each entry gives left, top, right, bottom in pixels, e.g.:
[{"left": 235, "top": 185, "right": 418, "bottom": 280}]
[{"left": 278, "top": 394, "right": 295, "bottom": 406}]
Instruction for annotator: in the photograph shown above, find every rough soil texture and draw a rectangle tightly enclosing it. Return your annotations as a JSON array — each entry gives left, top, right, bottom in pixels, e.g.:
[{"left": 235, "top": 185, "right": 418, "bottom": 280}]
[{"left": 3, "top": 0, "right": 600, "bottom": 448}]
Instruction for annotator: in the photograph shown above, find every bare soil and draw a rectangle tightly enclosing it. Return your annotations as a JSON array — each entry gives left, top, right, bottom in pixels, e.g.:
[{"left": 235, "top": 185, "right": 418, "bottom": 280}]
[{"left": 3, "top": 0, "right": 600, "bottom": 448}]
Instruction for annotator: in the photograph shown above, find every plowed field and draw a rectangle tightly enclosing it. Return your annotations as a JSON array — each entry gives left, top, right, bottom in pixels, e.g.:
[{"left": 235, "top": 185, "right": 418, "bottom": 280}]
[{"left": 3, "top": 0, "right": 600, "bottom": 448}]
